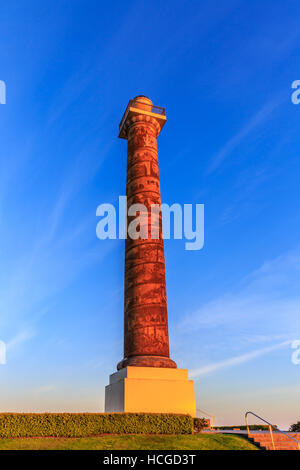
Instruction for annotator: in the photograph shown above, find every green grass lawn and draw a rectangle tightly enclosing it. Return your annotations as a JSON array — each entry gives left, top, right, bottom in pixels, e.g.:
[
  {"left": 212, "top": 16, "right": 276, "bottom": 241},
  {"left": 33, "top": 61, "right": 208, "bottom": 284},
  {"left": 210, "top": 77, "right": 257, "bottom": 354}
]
[{"left": 0, "top": 434, "right": 258, "bottom": 450}]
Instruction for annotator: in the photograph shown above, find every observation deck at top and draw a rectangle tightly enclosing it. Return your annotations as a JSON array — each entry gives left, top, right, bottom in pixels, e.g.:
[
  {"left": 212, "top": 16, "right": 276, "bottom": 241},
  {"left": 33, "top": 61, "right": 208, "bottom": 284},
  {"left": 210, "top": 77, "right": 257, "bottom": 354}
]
[{"left": 118, "top": 96, "right": 167, "bottom": 139}]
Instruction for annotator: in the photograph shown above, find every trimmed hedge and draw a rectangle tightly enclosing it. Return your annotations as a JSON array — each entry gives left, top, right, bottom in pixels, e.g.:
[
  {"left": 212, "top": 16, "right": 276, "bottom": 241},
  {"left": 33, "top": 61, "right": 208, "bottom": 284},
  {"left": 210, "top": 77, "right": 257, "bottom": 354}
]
[
  {"left": 0, "top": 413, "right": 193, "bottom": 437},
  {"left": 215, "top": 425, "right": 272, "bottom": 431}
]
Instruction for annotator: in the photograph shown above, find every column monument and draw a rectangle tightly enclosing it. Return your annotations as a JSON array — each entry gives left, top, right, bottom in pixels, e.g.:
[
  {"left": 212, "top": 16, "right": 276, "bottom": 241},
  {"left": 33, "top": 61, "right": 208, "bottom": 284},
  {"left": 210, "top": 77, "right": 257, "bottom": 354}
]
[{"left": 105, "top": 96, "right": 196, "bottom": 416}]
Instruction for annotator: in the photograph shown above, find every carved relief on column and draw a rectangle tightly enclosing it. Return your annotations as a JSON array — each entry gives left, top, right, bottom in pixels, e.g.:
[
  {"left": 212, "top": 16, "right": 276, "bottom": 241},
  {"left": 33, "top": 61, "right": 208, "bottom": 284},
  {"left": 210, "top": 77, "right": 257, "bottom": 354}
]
[{"left": 117, "top": 101, "right": 176, "bottom": 370}]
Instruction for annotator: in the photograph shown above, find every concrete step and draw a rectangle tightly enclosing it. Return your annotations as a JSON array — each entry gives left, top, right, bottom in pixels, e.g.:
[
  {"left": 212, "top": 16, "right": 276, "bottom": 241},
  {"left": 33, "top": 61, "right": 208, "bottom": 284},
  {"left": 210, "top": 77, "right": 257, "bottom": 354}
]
[
  {"left": 249, "top": 433, "right": 300, "bottom": 450},
  {"left": 264, "top": 445, "right": 298, "bottom": 450}
]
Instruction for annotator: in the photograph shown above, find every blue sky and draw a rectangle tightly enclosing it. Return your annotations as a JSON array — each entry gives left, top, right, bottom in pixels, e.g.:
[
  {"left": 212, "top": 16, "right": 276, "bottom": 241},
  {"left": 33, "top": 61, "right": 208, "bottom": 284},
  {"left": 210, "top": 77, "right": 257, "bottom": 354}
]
[{"left": 0, "top": 0, "right": 300, "bottom": 428}]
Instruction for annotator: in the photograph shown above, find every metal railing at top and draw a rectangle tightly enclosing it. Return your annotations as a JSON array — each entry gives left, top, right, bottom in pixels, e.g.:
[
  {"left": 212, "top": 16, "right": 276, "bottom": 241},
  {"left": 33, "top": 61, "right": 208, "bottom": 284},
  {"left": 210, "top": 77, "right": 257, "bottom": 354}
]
[
  {"left": 245, "top": 411, "right": 300, "bottom": 450},
  {"left": 119, "top": 99, "right": 166, "bottom": 133}
]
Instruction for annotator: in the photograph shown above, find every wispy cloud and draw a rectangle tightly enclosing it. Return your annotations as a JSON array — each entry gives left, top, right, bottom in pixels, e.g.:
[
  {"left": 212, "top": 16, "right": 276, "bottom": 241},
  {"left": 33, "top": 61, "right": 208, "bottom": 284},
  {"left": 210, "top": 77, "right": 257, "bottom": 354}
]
[
  {"left": 6, "top": 328, "right": 36, "bottom": 352},
  {"left": 180, "top": 248, "right": 300, "bottom": 335},
  {"left": 190, "top": 340, "right": 291, "bottom": 378},
  {"left": 207, "top": 97, "right": 283, "bottom": 174},
  {"left": 174, "top": 248, "right": 300, "bottom": 377},
  {"left": 33, "top": 384, "right": 56, "bottom": 396}
]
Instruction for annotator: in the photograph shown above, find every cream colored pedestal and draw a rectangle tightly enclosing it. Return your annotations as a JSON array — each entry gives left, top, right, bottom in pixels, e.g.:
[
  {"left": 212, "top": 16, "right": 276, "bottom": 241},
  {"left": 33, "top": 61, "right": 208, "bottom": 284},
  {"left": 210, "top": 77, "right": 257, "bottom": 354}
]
[{"left": 105, "top": 366, "right": 196, "bottom": 417}]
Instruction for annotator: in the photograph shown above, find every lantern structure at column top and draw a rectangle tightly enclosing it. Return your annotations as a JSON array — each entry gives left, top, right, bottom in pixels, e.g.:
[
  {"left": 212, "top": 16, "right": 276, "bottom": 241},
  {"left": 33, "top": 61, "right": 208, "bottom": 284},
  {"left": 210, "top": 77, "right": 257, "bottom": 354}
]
[{"left": 118, "top": 96, "right": 167, "bottom": 139}]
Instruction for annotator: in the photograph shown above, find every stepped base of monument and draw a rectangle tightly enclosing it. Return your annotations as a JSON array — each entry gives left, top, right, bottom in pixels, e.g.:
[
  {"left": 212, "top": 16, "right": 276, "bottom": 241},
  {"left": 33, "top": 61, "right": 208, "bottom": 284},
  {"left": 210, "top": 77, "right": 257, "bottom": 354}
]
[{"left": 105, "top": 366, "right": 196, "bottom": 417}]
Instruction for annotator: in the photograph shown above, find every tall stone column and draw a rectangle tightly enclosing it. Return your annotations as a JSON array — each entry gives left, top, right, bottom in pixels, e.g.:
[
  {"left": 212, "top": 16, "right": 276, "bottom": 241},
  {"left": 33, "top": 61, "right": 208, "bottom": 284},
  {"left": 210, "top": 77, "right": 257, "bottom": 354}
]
[
  {"left": 117, "top": 95, "right": 176, "bottom": 371},
  {"left": 105, "top": 96, "right": 196, "bottom": 417}
]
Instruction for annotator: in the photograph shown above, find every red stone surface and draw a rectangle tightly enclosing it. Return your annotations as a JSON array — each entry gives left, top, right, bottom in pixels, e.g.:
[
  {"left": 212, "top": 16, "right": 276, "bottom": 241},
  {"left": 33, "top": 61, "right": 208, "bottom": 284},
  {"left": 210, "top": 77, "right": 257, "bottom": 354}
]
[{"left": 117, "top": 103, "right": 177, "bottom": 370}]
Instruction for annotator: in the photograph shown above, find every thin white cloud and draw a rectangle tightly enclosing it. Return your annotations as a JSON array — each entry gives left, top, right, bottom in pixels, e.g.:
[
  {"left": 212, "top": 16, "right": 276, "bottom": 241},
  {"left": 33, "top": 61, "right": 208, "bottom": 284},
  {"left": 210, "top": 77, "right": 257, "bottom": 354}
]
[
  {"left": 190, "top": 340, "right": 291, "bottom": 378},
  {"left": 207, "top": 97, "right": 283, "bottom": 174},
  {"left": 173, "top": 248, "right": 300, "bottom": 379},
  {"left": 6, "top": 328, "right": 36, "bottom": 352},
  {"left": 179, "top": 248, "right": 300, "bottom": 334},
  {"left": 33, "top": 384, "right": 56, "bottom": 396}
]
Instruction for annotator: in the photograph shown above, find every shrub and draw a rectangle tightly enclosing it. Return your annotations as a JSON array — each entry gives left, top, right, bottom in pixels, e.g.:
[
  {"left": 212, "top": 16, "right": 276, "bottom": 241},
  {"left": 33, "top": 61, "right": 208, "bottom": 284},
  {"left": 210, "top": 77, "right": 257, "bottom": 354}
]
[
  {"left": 289, "top": 421, "right": 300, "bottom": 432},
  {"left": 0, "top": 413, "right": 193, "bottom": 438},
  {"left": 193, "top": 417, "right": 209, "bottom": 433}
]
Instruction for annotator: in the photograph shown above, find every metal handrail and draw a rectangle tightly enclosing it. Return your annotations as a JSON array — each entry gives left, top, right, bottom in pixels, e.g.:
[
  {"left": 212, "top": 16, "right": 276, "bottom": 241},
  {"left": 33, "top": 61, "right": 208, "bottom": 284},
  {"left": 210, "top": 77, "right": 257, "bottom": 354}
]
[
  {"left": 245, "top": 411, "right": 300, "bottom": 450},
  {"left": 196, "top": 408, "right": 216, "bottom": 430},
  {"left": 119, "top": 105, "right": 130, "bottom": 133},
  {"left": 119, "top": 99, "right": 166, "bottom": 132}
]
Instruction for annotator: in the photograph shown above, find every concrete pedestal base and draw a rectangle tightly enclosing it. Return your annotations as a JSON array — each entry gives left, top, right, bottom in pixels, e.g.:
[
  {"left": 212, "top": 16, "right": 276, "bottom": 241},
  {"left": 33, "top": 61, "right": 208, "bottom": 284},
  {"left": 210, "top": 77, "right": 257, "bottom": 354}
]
[{"left": 105, "top": 366, "right": 196, "bottom": 417}]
